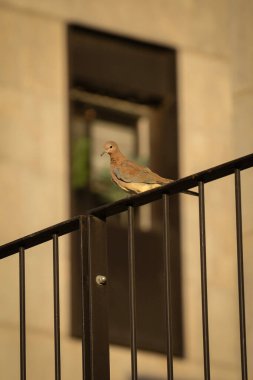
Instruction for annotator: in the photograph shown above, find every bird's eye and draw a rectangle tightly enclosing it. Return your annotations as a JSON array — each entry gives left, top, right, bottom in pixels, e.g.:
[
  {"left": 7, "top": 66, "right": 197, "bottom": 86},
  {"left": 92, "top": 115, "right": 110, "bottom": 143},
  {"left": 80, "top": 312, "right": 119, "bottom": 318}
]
[{"left": 110, "top": 145, "right": 112, "bottom": 148}]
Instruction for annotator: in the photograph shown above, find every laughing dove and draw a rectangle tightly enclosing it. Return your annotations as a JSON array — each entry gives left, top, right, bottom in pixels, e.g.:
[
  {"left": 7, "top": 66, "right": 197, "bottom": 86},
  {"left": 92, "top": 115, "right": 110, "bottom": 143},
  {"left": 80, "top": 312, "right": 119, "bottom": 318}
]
[{"left": 101, "top": 141, "right": 175, "bottom": 194}]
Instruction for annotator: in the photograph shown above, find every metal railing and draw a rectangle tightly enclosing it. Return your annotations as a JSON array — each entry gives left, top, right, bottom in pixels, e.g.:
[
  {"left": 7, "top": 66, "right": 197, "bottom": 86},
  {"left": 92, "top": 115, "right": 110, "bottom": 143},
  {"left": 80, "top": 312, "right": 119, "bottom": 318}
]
[{"left": 0, "top": 153, "right": 253, "bottom": 380}]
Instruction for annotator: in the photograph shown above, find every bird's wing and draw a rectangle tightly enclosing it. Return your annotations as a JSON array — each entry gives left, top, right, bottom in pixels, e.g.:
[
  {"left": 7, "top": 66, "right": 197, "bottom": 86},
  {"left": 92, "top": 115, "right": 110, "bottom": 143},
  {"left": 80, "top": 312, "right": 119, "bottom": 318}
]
[{"left": 113, "top": 160, "right": 168, "bottom": 184}]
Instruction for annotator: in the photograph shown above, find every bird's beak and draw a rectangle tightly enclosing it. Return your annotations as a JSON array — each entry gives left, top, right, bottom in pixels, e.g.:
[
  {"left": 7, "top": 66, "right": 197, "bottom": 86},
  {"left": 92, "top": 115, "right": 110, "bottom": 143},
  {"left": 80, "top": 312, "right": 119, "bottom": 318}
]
[{"left": 100, "top": 151, "right": 106, "bottom": 157}]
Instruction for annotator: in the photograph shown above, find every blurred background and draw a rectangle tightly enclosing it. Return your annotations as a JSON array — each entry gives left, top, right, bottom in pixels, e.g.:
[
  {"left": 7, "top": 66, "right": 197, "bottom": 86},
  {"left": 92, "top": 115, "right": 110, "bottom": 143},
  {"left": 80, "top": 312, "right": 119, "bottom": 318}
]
[{"left": 0, "top": 1, "right": 253, "bottom": 379}]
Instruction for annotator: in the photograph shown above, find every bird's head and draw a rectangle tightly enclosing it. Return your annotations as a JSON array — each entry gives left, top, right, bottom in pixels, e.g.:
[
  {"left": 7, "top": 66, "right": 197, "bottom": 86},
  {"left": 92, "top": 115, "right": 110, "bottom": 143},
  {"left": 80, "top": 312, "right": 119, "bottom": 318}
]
[{"left": 101, "top": 141, "right": 119, "bottom": 156}]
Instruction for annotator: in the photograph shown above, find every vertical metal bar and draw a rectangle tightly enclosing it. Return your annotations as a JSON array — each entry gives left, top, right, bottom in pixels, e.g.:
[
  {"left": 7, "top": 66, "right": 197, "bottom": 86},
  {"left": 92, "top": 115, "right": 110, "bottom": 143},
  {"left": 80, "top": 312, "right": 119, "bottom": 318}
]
[
  {"left": 235, "top": 169, "right": 248, "bottom": 380},
  {"left": 80, "top": 215, "right": 110, "bottom": 380},
  {"left": 80, "top": 215, "right": 90, "bottom": 380},
  {"left": 198, "top": 181, "right": 211, "bottom": 380},
  {"left": 128, "top": 206, "right": 138, "bottom": 380},
  {"left": 19, "top": 247, "right": 26, "bottom": 380},
  {"left": 53, "top": 234, "right": 61, "bottom": 380},
  {"left": 163, "top": 194, "right": 174, "bottom": 380}
]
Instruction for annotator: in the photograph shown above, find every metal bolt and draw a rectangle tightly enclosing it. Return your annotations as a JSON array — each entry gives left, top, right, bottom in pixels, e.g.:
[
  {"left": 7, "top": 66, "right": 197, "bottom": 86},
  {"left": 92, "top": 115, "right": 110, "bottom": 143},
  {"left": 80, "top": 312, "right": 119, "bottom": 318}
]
[{"left": 96, "top": 275, "right": 107, "bottom": 286}]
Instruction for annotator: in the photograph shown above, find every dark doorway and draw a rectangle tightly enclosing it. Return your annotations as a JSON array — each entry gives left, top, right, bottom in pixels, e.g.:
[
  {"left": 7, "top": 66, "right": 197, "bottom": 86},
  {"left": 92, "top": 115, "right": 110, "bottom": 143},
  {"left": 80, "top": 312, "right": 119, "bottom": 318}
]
[{"left": 68, "top": 25, "right": 183, "bottom": 356}]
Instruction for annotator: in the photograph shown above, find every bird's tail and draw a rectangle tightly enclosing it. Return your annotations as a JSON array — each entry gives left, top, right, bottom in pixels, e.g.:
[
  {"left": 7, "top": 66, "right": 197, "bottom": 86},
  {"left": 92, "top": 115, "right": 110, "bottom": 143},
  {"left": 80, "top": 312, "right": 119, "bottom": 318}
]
[
  {"left": 162, "top": 178, "right": 198, "bottom": 197},
  {"left": 182, "top": 189, "right": 198, "bottom": 197}
]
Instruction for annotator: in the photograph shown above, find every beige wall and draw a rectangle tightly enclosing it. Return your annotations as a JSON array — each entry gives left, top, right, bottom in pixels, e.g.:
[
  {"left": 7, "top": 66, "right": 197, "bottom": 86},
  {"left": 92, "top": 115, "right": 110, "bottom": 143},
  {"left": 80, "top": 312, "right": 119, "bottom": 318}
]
[
  {"left": 231, "top": 2, "right": 253, "bottom": 377},
  {"left": 0, "top": 0, "right": 253, "bottom": 379}
]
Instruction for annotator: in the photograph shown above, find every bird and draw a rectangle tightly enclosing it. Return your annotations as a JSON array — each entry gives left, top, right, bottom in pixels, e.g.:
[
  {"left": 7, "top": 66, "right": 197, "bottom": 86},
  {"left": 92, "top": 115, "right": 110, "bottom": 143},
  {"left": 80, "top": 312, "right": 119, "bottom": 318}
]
[{"left": 101, "top": 140, "right": 196, "bottom": 196}]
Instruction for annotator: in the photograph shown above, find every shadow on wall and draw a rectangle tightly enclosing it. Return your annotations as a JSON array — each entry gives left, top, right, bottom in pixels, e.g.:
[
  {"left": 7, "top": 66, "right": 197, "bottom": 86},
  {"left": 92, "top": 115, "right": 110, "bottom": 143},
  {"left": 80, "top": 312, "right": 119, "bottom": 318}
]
[
  {"left": 134, "top": 377, "right": 196, "bottom": 380},
  {"left": 131, "top": 377, "right": 165, "bottom": 380}
]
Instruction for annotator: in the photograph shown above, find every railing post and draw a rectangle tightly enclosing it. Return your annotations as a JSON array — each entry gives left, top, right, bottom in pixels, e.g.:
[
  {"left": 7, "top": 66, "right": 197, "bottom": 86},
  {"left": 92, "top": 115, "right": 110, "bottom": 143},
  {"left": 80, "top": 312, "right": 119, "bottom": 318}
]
[
  {"left": 52, "top": 234, "right": 61, "bottom": 380},
  {"left": 19, "top": 247, "right": 26, "bottom": 380},
  {"left": 235, "top": 169, "right": 248, "bottom": 380},
  {"left": 80, "top": 215, "right": 110, "bottom": 380},
  {"left": 163, "top": 194, "right": 174, "bottom": 380},
  {"left": 198, "top": 182, "right": 211, "bottom": 380},
  {"left": 127, "top": 206, "right": 138, "bottom": 380}
]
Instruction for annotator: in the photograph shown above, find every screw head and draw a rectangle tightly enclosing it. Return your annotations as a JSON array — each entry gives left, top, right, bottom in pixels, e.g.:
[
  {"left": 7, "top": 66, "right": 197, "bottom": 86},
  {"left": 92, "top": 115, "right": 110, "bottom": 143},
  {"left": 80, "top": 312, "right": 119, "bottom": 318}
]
[{"left": 96, "top": 275, "right": 107, "bottom": 286}]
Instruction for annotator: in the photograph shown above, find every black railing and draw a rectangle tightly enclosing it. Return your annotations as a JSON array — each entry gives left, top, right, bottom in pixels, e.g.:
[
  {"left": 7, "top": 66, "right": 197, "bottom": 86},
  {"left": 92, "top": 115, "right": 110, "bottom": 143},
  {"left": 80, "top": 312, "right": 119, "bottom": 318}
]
[{"left": 0, "top": 153, "right": 253, "bottom": 380}]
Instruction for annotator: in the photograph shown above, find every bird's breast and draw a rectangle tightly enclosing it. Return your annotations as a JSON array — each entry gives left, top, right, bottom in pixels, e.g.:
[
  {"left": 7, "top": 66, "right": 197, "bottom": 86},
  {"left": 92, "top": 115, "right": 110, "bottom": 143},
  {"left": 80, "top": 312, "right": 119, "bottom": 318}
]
[{"left": 112, "top": 176, "right": 161, "bottom": 193}]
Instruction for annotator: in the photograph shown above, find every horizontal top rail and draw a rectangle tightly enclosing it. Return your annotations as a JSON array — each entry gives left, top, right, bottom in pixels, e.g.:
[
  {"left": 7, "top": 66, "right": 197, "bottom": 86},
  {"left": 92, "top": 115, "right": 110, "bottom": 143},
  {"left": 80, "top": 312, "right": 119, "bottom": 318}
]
[
  {"left": 0, "top": 217, "right": 81, "bottom": 260},
  {"left": 0, "top": 152, "right": 252, "bottom": 260}
]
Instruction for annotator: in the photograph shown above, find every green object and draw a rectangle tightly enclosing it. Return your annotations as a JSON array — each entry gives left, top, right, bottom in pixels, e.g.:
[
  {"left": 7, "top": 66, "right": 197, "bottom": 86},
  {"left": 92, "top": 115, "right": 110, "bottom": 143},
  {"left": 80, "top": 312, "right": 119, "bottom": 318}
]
[{"left": 72, "top": 137, "right": 90, "bottom": 189}]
